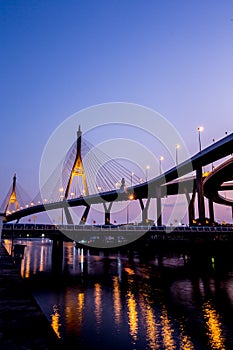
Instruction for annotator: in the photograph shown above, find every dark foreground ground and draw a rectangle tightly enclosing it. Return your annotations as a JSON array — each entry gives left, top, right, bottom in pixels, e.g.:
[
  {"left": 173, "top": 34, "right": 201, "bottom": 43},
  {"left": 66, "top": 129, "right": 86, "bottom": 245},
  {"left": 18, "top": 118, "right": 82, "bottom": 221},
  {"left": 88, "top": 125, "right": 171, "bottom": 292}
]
[{"left": 0, "top": 243, "right": 62, "bottom": 350}]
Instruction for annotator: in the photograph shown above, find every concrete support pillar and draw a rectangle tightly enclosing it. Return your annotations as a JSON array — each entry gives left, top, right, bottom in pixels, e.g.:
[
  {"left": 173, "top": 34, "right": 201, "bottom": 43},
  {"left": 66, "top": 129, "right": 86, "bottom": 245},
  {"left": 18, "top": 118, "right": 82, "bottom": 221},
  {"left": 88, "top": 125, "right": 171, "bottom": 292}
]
[
  {"left": 208, "top": 198, "right": 214, "bottom": 223},
  {"left": 156, "top": 186, "right": 162, "bottom": 226},
  {"left": 63, "top": 200, "right": 74, "bottom": 224},
  {"left": 103, "top": 202, "right": 113, "bottom": 225},
  {"left": 196, "top": 167, "right": 205, "bottom": 222},
  {"left": 139, "top": 198, "right": 150, "bottom": 224},
  {"left": 184, "top": 187, "right": 196, "bottom": 226},
  {"left": 156, "top": 197, "right": 162, "bottom": 226},
  {"left": 80, "top": 205, "right": 90, "bottom": 224}
]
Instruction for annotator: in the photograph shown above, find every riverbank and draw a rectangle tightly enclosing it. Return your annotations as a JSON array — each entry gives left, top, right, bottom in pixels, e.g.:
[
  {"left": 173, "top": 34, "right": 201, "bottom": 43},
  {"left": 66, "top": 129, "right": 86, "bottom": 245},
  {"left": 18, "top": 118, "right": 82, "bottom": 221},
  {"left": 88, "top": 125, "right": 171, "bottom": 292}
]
[{"left": 0, "top": 243, "right": 62, "bottom": 349}]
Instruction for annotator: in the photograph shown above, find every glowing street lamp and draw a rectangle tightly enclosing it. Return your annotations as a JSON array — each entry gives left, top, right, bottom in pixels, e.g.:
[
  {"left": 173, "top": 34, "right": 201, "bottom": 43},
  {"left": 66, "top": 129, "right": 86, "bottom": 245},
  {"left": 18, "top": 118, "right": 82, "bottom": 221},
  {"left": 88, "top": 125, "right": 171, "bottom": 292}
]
[
  {"left": 159, "top": 156, "right": 164, "bottom": 175},
  {"left": 197, "top": 126, "right": 204, "bottom": 152},
  {"left": 59, "top": 187, "right": 64, "bottom": 200},
  {"left": 115, "top": 182, "right": 120, "bottom": 189},
  {"left": 128, "top": 194, "right": 134, "bottom": 200},
  {"left": 127, "top": 194, "right": 135, "bottom": 224}
]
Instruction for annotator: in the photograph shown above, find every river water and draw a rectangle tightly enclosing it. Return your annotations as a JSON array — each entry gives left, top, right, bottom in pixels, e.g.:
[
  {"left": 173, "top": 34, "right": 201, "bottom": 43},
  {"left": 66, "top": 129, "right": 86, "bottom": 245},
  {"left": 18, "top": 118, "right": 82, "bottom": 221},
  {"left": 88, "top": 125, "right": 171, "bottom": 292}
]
[{"left": 4, "top": 238, "right": 233, "bottom": 349}]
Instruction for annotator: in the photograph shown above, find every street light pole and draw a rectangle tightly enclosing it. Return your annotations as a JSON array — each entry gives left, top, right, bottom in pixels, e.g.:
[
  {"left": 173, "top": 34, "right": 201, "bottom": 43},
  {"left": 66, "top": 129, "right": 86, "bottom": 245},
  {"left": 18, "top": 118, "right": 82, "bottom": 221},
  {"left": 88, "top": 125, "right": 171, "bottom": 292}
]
[
  {"left": 159, "top": 156, "right": 164, "bottom": 175},
  {"left": 146, "top": 165, "right": 150, "bottom": 181},
  {"left": 131, "top": 172, "right": 134, "bottom": 186},
  {"left": 212, "top": 138, "right": 215, "bottom": 171},
  {"left": 197, "top": 126, "right": 204, "bottom": 152},
  {"left": 175, "top": 144, "right": 180, "bottom": 165},
  {"left": 59, "top": 187, "right": 64, "bottom": 225},
  {"left": 127, "top": 194, "right": 134, "bottom": 224}
]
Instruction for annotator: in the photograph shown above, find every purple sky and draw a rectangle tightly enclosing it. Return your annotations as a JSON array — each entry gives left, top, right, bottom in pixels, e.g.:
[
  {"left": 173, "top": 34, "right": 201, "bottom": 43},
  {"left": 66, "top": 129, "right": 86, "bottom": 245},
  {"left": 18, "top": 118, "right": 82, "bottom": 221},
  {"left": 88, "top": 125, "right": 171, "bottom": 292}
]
[{"left": 0, "top": 1, "right": 233, "bottom": 223}]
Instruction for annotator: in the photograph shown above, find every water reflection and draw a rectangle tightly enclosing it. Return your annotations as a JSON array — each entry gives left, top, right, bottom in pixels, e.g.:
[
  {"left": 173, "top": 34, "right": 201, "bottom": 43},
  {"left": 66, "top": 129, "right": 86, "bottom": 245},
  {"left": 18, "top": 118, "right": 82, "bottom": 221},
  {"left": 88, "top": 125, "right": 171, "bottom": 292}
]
[
  {"left": 203, "top": 300, "right": 225, "bottom": 350},
  {"left": 94, "top": 283, "right": 102, "bottom": 331},
  {"left": 113, "top": 276, "right": 121, "bottom": 329},
  {"left": 138, "top": 286, "right": 159, "bottom": 350},
  {"left": 127, "top": 290, "right": 138, "bottom": 344},
  {"left": 4, "top": 238, "right": 233, "bottom": 349},
  {"left": 144, "top": 304, "right": 158, "bottom": 349},
  {"left": 51, "top": 305, "right": 61, "bottom": 339},
  {"left": 77, "top": 292, "right": 85, "bottom": 331},
  {"left": 179, "top": 323, "right": 194, "bottom": 350},
  {"left": 125, "top": 267, "right": 138, "bottom": 345},
  {"left": 19, "top": 238, "right": 52, "bottom": 278}
]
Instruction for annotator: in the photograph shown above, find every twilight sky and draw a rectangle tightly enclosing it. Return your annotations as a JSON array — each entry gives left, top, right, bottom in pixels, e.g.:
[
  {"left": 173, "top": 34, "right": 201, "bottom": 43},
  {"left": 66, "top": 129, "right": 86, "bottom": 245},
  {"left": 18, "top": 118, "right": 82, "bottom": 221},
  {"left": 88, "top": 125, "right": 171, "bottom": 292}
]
[{"left": 0, "top": 0, "right": 233, "bottom": 223}]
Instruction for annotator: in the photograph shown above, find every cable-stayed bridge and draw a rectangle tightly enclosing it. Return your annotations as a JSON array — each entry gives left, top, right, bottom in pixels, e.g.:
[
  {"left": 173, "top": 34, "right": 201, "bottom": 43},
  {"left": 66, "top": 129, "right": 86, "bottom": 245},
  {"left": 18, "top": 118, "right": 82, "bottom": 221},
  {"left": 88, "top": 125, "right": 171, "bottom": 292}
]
[{"left": 1, "top": 127, "right": 233, "bottom": 228}]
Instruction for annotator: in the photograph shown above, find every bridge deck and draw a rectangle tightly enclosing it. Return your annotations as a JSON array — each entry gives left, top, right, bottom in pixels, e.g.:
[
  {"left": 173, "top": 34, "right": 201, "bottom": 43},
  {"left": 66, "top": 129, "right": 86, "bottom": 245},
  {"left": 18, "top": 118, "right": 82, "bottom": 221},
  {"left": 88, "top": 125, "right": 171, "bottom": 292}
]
[{"left": 2, "top": 223, "right": 233, "bottom": 250}]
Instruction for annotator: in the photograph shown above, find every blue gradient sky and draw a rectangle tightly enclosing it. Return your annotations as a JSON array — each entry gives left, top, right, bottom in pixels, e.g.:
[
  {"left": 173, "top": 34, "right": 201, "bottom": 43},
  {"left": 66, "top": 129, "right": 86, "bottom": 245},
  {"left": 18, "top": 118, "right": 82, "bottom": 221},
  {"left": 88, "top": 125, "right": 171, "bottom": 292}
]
[{"left": 1, "top": 1, "right": 233, "bottom": 222}]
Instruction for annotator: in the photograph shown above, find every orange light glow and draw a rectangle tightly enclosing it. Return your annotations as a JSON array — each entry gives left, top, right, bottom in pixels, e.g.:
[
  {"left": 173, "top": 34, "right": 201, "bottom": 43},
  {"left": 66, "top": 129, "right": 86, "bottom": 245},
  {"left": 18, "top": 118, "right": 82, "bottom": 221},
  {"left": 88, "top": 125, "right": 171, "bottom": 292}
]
[{"left": 203, "top": 300, "right": 225, "bottom": 349}]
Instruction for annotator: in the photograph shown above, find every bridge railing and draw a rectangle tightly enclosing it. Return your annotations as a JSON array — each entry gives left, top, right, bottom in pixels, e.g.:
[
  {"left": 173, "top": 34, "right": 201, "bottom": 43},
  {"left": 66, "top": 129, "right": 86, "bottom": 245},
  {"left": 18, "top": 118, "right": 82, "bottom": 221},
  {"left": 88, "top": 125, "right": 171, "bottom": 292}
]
[{"left": 2, "top": 223, "right": 233, "bottom": 233}]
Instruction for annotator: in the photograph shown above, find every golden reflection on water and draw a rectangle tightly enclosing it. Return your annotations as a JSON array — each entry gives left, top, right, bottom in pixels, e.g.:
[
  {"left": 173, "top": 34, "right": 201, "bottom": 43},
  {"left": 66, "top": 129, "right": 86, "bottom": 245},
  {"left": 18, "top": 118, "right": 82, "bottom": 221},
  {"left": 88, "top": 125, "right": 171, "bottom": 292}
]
[
  {"left": 124, "top": 267, "right": 134, "bottom": 275},
  {"left": 77, "top": 292, "right": 85, "bottom": 330},
  {"left": 160, "top": 306, "right": 175, "bottom": 350},
  {"left": 113, "top": 276, "right": 121, "bottom": 328},
  {"left": 19, "top": 240, "right": 52, "bottom": 278},
  {"left": 21, "top": 244, "right": 30, "bottom": 278},
  {"left": 179, "top": 323, "right": 194, "bottom": 350},
  {"left": 39, "top": 245, "right": 45, "bottom": 272},
  {"left": 125, "top": 269, "right": 138, "bottom": 344},
  {"left": 138, "top": 291, "right": 159, "bottom": 350},
  {"left": 203, "top": 300, "right": 226, "bottom": 350},
  {"left": 139, "top": 284, "right": 194, "bottom": 350},
  {"left": 127, "top": 290, "right": 138, "bottom": 342},
  {"left": 51, "top": 304, "right": 61, "bottom": 339},
  {"left": 145, "top": 305, "right": 158, "bottom": 349},
  {"left": 63, "top": 288, "right": 86, "bottom": 335},
  {"left": 78, "top": 247, "right": 85, "bottom": 274},
  {"left": 94, "top": 283, "right": 102, "bottom": 330},
  {"left": 66, "top": 243, "right": 74, "bottom": 266}
]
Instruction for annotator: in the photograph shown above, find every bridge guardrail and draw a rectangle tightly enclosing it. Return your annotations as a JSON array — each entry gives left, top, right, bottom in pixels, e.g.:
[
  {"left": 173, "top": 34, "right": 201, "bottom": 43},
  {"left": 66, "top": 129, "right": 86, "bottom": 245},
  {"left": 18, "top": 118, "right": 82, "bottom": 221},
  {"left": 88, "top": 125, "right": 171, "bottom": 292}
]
[{"left": 2, "top": 223, "right": 233, "bottom": 233}]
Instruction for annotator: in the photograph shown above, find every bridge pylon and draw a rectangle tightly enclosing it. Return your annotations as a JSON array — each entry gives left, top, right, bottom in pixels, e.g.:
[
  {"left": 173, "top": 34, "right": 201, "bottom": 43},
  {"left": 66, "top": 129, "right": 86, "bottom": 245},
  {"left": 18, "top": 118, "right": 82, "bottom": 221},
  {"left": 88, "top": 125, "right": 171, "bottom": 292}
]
[
  {"left": 65, "top": 125, "right": 89, "bottom": 199},
  {"left": 5, "top": 174, "right": 19, "bottom": 214},
  {"left": 64, "top": 125, "right": 89, "bottom": 224}
]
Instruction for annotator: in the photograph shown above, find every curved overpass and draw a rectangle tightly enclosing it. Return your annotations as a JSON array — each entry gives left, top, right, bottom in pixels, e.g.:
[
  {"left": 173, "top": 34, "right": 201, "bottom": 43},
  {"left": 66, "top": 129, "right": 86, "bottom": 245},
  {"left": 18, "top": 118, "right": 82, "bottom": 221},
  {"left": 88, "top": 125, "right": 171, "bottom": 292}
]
[
  {"left": 203, "top": 157, "right": 233, "bottom": 207},
  {"left": 5, "top": 132, "right": 233, "bottom": 222}
]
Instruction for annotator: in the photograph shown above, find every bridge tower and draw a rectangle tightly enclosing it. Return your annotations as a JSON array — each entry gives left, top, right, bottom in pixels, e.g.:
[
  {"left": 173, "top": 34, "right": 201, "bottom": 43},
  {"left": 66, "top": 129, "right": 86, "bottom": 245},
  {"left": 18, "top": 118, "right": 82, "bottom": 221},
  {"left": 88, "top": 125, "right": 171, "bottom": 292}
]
[
  {"left": 5, "top": 174, "right": 19, "bottom": 214},
  {"left": 65, "top": 125, "right": 89, "bottom": 199},
  {"left": 64, "top": 126, "right": 90, "bottom": 224}
]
